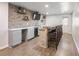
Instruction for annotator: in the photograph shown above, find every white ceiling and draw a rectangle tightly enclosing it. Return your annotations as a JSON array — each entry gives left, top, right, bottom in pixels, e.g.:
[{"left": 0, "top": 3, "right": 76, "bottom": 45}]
[{"left": 11, "top": 2, "right": 79, "bottom": 15}]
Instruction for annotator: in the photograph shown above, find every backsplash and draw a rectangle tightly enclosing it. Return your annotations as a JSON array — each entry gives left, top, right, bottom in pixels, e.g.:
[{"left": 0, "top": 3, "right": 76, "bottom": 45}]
[
  {"left": 9, "top": 20, "right": 39, "bottom": 29},
  {"left": 8, "top": 3, "right": 39, "bottom": 29}
]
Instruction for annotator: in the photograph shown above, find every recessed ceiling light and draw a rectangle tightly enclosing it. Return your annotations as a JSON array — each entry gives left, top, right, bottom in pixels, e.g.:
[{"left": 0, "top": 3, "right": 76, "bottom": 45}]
[
  {"left": 45, "top": 4, "right": 49, "bottom": 8},
  {"left": 46, "top": 12, "right": 48, "bottom": 15}
]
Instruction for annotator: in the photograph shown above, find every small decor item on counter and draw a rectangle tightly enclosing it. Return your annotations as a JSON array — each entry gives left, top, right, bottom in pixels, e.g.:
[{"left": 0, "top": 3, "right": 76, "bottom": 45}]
[
  {"left": 41, "top": 20, "right": 44, "bottom": 22},
  {"left": 43, "top": 15, "right": 46, "bottom": 19},
  {"left": 23, "top": 16, "right": 29, "bottom": 21},
  {"left": 40, "top": 19, "right": 46, "bottom": 25}
]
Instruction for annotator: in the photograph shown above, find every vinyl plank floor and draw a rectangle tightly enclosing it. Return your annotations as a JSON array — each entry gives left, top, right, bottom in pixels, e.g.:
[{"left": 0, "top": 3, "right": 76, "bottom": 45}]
[{"left": 0, "top": 33, "right": 78, "bottom": 56}]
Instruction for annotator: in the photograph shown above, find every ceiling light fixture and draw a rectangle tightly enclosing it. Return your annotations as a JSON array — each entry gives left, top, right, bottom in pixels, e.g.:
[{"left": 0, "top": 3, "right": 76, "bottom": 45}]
[
  {"left": 45, "top": 4, "right": 49, "bottom": 8},
  {"left": 46, "top": 12, "right": 48, "bottom": 15}
]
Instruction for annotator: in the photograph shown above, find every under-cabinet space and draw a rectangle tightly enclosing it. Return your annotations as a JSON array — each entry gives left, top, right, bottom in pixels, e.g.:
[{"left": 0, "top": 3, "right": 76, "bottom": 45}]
[
  {"left": 34, "top": 28, "right": 38, "bottom": 37},
  {"left": 22, "top": 29, "right": 27, "bottom": 42}
]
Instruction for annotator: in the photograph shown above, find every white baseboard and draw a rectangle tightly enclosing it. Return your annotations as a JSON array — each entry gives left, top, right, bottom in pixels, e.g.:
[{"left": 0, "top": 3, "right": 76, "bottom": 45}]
[
  {"left": 72, "top": 36, "right": 79, "bottom": 53},
  {"left": 63, "top": 32, "right": 72, "bottom": 35},
  {"left": 63, "top": 32, "right": 79, "bottom": 53},
  {"left": 0, "top": 45, "right": 8, "bottom": 50}
]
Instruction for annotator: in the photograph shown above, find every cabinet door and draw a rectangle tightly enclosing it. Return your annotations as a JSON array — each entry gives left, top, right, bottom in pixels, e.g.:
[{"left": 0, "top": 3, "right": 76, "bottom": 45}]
[
  {"left": 27, "top": 27, "right": 34, "bottom": 40},
  {"left": 9, "top": 30, "right": 22, "bottom": 47}
]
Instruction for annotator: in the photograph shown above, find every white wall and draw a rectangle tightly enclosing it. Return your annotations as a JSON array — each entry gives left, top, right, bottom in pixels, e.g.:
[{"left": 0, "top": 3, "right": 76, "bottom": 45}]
[
  {"left": 0, "top": 3, "right": 8, "bottom": 49},
  {"left": 72, "top": 12, "right": 79, "bottom": 53},
  {"left": 62, "top": 15, "right": 72, "bottom": 34},
  {"left": 46, "top": 15, "right": 62, "bottom": 27},
  {"left": 46, "top": 14, "right": 72, "bottom": 34}
]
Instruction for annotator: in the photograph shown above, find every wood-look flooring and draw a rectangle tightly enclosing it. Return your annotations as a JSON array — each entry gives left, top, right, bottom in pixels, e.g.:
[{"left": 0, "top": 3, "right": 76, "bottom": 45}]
[
  {"left": 0, "top": 33, "right": 79, "bottom": 56},
  {"left": 55, "top": 33, "right": 79, "bottom": 56}
]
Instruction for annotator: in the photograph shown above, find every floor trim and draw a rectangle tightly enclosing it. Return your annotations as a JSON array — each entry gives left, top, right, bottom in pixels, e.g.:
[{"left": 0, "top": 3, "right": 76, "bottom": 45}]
[
  {"left": 63, "top": 32, "right": 79, "bottom": 53},
  {"left": 72, "top": 35, "right": 79, "bottom": 54},
  {"left": 0, "top": 45, "right": 8, "bottom": 50}
]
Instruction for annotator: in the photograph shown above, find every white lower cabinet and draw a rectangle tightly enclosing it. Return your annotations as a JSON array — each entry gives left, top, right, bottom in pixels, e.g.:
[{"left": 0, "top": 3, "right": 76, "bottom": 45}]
[
  {"left": 26, "top": 27, "right": 34, "bottom": 40},
  {"left": 9, "top": 30, "right": 22, "bottom": 47}
]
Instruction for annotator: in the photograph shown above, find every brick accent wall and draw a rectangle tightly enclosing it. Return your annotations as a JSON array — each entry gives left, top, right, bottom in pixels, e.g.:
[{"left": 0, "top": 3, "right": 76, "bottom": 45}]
[{"left": 8, "top": 3, "right": 38, "bottom": 29}]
